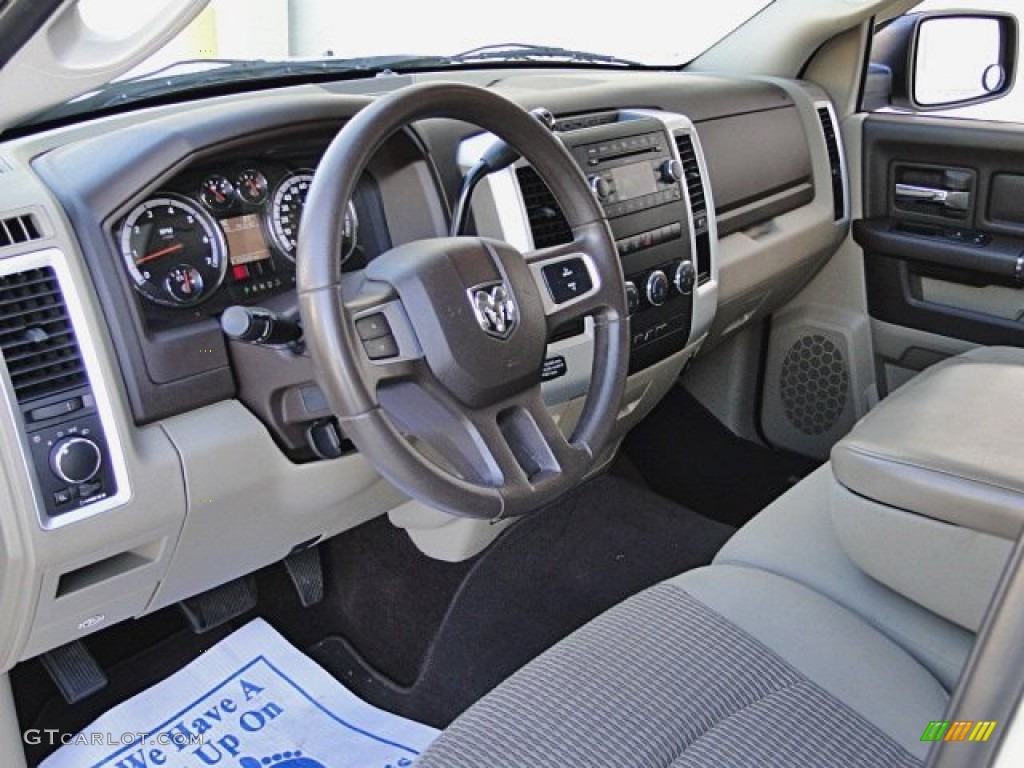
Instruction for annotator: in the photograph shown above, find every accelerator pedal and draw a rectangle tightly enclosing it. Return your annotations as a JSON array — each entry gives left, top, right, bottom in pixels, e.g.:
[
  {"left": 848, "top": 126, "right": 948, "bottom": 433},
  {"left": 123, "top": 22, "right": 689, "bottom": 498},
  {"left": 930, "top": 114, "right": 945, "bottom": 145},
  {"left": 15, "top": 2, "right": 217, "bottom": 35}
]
[
  {"left": 40, "top": 640, "right": 107, "bottom": 704},
  {"left": 284, "top": 544, "right": 324, "bottom": 608},
  {"left": 179, "top": 576, "right": 257, "bottom": 633}
]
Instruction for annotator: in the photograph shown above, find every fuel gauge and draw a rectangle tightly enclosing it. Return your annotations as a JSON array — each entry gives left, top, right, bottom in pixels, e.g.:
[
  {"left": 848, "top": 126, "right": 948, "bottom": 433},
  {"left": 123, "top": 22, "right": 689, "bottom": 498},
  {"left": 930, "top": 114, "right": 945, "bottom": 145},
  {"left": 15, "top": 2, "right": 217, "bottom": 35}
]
[
  {"left": 200, "top": 174, "right": 236, "bottom": 212},
  {"left": 236, "top": 169, "right": 269, "bottom": 205},
  {"left": 164, "top": 265, "right": 206, "bottom": 304}
]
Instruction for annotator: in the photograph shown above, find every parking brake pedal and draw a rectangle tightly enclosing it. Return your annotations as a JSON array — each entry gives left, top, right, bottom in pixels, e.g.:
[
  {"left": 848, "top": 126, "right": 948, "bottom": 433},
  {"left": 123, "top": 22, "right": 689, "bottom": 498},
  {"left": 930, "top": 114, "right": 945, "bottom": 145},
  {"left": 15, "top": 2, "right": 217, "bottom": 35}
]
[
  {"left": 284, "top": 545, "right": 324, "bottom": 608},
  {"left": 179, "top": 576, "right": 257, "bottom": 633},
  {"left": 40, "top": 640, "right": 107, "bottom": 704}
]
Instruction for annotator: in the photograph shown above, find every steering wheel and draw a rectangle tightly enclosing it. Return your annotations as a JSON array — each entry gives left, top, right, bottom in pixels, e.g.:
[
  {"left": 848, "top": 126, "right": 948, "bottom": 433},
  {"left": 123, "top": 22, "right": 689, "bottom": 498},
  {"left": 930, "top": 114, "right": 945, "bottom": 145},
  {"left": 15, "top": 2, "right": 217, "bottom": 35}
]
[{"left": 297, "top": 82, "right": 628, "bottom": 519}]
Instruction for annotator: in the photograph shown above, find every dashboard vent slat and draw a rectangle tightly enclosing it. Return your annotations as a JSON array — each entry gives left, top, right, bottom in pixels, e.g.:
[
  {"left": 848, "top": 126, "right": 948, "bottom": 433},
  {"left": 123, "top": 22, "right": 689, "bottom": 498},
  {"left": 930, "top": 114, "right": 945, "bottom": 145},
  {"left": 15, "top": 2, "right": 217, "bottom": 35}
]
[
  {"left": 674, "top": 133, "right": 712, "bottom": 286},
  {"left": 0, "top": 266, "right": 87, "bottom": 404},
  {"left": 817, "top": 107, "right": 846, "bottom": 221},
  {"left": 0, "top": 214, "right": 41, "bottom": 249},
  {"left": 516, "top": 166, "right": 572, "bottom": 249}
]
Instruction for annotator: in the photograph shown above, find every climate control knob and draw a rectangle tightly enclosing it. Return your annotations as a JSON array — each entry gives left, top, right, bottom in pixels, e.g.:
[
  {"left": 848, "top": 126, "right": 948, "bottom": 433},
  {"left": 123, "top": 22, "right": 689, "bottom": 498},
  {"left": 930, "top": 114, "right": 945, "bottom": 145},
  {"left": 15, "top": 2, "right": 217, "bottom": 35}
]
[
  {"left": 645, "top": 270, "right": 669, "bottom": 307},
  {"left": 589, "top": 176, "right": 612, "bottom": 201},
  {"left": 674, "top": 260, "right": 697, "bottom": 295},
  {"left": 50, "top": 436, "right": 102, "bottom": 485}
]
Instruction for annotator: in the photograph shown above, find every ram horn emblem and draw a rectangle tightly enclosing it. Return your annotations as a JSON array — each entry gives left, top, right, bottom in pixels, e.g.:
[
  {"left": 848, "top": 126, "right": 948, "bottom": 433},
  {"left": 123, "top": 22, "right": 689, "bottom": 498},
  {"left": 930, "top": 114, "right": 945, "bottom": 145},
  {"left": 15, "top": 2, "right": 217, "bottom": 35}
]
[{"left": 469, "top": 281, "right": 518, "bottom": 339}]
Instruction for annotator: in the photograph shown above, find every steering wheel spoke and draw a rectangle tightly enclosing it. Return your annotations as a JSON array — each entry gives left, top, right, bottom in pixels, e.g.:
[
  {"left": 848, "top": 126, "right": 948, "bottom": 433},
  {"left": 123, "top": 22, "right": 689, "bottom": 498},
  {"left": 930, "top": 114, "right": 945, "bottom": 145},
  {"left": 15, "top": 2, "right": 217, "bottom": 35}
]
[
  {"left": 378, "top": 370, "right": 588, "bottom": 516},
  {"left": 525, "top": 225, "right": 626, "bottom": 334}
]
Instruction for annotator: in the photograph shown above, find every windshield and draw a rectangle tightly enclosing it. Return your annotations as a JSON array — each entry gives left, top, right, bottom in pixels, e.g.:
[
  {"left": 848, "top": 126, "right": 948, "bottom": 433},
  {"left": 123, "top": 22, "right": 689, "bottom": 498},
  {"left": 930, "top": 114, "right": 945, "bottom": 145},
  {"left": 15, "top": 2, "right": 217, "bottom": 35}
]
[
  {"left": 86, "top": 0, "right": 772, "bottom": 75},
  {"left": 20, "top": 0, "right": 774, "bottom": 128}
]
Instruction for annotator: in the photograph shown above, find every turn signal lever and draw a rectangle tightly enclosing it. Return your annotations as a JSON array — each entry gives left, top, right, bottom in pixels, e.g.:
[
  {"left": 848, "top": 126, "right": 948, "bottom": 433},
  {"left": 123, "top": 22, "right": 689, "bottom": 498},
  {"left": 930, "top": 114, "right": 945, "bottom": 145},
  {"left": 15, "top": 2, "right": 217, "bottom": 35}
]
[
  {"left": 450, "top": 107, "right": 556, "bottom": 237},
  {"left": 221, "top": 305, "right": 303, "bottom": 349}
]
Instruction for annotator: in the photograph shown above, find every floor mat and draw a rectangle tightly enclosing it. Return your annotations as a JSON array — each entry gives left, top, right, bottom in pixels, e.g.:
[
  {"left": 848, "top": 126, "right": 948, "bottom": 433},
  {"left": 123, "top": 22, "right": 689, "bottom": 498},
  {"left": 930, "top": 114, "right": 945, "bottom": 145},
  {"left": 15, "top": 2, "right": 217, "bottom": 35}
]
[
  {"left": 39, "top": 619, "right": 438, "bottom": 768},
  {"left": 306, "top": 474, "right": 734, "bottom": 727},
  {"left": 623, "top": 385, "right": 820, "bottom": 527}
]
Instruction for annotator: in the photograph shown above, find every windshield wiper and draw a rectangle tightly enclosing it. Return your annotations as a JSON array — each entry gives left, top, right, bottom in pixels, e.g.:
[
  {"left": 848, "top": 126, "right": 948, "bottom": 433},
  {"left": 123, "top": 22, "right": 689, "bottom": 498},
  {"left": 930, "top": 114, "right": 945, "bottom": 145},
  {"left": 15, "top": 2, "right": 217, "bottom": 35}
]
[{"left": 445, "top": 43, "right": 643, "bottom": 67}]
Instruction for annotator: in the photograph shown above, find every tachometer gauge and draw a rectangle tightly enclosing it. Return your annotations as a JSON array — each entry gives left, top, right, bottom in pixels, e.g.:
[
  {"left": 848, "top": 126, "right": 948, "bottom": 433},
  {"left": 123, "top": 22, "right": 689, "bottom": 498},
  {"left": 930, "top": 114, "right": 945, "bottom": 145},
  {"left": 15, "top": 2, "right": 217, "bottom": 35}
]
[
  {"left": 268, "top": 170, "right": 358, "bottom": 264},
  {"left": 119, "top": 195, "right": 228, "bottom": 307},
  {"left": 236, "top": 169, "right": 269, "bottom": 205},
  {"left": 199, "top": 174, "right": 235, "bottom": 212}
]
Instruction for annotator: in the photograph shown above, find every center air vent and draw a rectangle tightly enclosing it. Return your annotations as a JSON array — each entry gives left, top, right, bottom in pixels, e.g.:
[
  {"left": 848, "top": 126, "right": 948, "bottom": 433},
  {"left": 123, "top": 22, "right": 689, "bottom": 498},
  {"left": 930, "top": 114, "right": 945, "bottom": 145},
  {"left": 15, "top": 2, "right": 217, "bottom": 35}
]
[
  {"left": 516, "top": 166, "right": 572, "bottom": 249},
  {"left": 0, "top": 266, "right": 87, "bottom": 405},
  {"left": 674, "top": 133, "right": 712, "bottom": 286}
]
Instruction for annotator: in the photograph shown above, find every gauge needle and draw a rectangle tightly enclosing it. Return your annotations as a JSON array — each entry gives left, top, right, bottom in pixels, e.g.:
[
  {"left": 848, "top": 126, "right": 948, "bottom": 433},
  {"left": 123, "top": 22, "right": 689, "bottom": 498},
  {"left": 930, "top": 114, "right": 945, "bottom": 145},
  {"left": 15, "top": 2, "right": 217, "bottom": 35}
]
[{"left": 135, "top": 242, "right": 184, "bottom": 265}]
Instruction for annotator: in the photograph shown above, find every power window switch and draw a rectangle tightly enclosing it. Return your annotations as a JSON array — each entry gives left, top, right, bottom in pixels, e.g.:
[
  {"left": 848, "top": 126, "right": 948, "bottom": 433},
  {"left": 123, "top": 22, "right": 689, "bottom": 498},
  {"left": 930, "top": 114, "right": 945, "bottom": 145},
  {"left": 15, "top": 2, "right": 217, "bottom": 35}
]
[{"left": 53, "top": 488, "right": 74, "bottom": 506}]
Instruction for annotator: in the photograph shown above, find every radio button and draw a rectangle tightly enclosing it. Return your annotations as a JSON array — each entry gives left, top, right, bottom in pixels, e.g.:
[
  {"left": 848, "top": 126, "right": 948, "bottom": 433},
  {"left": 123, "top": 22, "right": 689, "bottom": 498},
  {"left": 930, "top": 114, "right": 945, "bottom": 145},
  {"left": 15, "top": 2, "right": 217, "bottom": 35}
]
[
  {"left": 589, "top": 176, "right": 612, "bottom": 201},
  {"left": 659, "top": 159, "right": 684, "bottom": 183}
]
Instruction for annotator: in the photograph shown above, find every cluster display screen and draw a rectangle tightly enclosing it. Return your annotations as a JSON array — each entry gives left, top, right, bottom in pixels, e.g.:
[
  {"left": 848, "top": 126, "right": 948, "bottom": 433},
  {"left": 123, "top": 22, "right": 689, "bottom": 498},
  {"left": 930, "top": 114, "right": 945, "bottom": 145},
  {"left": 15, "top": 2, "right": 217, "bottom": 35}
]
[{"left": 222, "top": 214, "right": 271, "bottom": 265}]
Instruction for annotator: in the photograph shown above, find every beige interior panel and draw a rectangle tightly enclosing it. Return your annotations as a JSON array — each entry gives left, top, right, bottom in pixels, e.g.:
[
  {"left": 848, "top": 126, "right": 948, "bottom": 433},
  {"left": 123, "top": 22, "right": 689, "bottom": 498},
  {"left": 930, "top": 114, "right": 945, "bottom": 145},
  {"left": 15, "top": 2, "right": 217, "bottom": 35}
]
[
  {"left": 149, "top": 401, "right": 408, "bottom": 612},
  {"left": 0, "top": 674, "right": 27, "bottom": 768}
]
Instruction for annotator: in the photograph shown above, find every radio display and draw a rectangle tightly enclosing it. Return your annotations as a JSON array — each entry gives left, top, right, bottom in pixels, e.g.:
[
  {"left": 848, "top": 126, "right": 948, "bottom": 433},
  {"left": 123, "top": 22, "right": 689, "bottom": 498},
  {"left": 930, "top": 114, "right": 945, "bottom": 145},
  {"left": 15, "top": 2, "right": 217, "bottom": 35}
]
[
  {"left": 611, "top": 162, "right": 658, "bottom": 202},
  {"left": 222, "top": 213, "right": 271, "bottom": 265}
]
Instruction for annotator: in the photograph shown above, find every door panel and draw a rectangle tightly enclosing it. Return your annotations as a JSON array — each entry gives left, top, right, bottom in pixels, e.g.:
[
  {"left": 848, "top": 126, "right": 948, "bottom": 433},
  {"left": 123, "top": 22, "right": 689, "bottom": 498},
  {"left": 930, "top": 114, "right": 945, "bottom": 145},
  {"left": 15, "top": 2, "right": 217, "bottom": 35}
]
[{"left": 857, "top": 114, "right": 1024, "bottom": 371}]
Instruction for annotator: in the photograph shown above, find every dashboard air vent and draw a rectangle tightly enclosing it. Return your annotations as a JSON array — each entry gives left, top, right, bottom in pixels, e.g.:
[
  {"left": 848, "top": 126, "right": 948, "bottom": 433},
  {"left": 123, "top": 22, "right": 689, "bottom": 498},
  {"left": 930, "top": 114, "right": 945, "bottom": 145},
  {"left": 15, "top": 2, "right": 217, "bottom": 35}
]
[
  {"left": 0, "top": 266, "right": 86, "bottom": 405},
  {"left": 516, "top": 166, "right": 572, "bottom": 249},
  {"left": 817, "top": 107, "right": 846, "bottom": 221},
  {"left": 674, "top": 133, "right": 712, "bottom": 286},
  {"left": 0, "top": 214, "right": 41, "bottom": 249}
]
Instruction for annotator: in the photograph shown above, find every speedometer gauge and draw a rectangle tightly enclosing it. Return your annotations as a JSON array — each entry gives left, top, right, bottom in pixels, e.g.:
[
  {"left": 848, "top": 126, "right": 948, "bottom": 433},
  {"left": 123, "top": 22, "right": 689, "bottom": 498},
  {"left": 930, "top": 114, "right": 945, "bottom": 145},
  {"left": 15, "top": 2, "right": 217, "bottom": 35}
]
[
  {"left": 267, "top": 170, "right": 358, "bottom": 264},
  {"left": 119, "top": 195, "right": 227, "bottom": 307}
]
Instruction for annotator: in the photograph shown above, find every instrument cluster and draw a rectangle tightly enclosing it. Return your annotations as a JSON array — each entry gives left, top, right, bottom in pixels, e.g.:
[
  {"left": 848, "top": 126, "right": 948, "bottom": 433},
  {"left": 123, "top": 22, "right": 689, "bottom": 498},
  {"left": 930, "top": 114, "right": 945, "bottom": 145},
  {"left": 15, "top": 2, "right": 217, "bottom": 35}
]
[{"left": 115, "top": 158, "right": 364, "bottom": 322}]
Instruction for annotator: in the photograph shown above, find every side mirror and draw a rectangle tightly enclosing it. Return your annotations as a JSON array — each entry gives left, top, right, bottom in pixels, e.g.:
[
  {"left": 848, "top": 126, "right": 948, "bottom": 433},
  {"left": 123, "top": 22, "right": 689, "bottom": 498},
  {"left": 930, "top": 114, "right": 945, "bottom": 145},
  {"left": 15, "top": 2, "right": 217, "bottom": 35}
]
[{"left": 869, "top": 11, "right": 1018, "bottom": 111}]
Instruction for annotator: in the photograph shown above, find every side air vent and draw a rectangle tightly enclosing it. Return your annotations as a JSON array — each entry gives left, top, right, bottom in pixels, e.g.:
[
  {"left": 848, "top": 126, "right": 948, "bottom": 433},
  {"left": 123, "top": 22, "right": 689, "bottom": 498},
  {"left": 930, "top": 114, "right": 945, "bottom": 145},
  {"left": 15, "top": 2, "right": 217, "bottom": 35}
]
[
  {"left": 0, "top": 214, "right": 41, "bottom": 249},
  {"left": 516, "top": 166, "right": 572, "bottom": 249},
  {"left": 0, "top": 266, "right": 87, "bottom": 405},
  {"left": 817, "top": 106, "right": 846, "bottom": 221},
  {"left": 674, "top": 133, "right": 712, "bottom": 286}
]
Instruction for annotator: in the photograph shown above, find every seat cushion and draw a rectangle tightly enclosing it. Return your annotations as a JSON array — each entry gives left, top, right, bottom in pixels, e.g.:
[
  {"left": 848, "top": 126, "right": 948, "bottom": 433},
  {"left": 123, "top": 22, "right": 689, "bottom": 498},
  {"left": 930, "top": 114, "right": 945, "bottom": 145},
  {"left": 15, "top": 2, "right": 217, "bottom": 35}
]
[{"left": 415, "top": 565, "right": 947, "bottom": 767}]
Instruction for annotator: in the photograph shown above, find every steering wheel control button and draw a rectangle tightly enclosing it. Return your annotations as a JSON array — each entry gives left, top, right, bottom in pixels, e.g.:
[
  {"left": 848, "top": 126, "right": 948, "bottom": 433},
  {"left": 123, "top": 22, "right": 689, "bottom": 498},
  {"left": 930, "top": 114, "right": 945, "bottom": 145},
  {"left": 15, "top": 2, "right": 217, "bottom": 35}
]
[
  {"left": 625, "top": 281, "right": 639, "bottom": 314},
  {"left": 362, "top": 333, "right": 399, "bottom": 360},
  {"left": 355, "top": 313, "right": 392, "bottom": 341},
  {"left": 50, "top": 436, "right": 103, "bottom": 485},
  {"left": 543, "top": 258, "right": 593, "bottom": 304},
  {"left": 645, "top": 270, "right": 669, "bottom": 306}
]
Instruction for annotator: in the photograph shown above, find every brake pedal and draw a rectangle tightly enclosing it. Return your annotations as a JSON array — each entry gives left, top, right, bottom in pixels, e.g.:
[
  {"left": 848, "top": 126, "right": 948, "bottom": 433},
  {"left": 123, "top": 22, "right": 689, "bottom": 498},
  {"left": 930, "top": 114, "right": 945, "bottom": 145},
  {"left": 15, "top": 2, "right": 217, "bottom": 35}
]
[
  {"left": 284, "top": 545, "right": 324, "bottom": 608},
  {"left": 179, "top": 576, "right": 257, "bottom": 633},
  {"left": 40, "top": 640, "right": 107, "bottom": 704}
]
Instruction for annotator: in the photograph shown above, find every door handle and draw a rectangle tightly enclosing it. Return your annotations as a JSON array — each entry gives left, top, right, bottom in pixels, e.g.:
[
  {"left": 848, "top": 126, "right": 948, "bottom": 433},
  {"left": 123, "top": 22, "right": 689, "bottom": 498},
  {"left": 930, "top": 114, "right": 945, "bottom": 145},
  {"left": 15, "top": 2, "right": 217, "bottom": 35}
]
[{"left": 895, "top": 183, "right": 970, "bottom": 211}]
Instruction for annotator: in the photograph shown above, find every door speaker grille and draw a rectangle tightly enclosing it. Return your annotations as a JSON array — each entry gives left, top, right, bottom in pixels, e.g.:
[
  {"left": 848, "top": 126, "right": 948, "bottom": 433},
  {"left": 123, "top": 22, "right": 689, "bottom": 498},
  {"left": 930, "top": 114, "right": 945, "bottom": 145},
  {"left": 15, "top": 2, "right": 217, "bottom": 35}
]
[{"left": 779, "top": 334, "right": 849, "bottom": 436}]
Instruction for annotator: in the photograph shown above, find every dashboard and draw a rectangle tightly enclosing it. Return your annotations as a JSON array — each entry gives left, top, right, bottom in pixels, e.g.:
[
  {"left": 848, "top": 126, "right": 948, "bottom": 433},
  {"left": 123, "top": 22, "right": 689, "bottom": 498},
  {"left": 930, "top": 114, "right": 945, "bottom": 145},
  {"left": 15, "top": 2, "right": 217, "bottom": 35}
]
[{"left": 0, "top": 70, "right": 849, "bottom": 671}]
